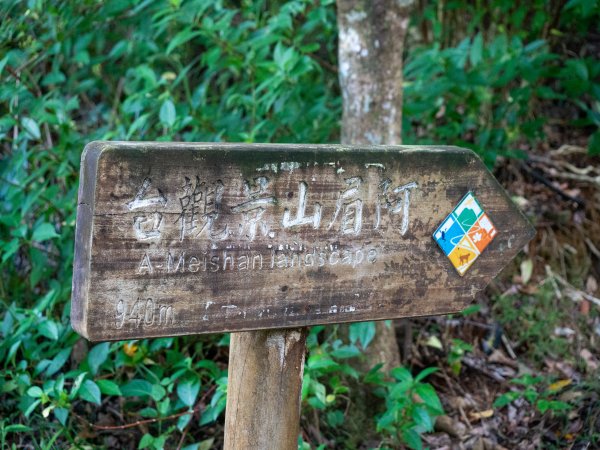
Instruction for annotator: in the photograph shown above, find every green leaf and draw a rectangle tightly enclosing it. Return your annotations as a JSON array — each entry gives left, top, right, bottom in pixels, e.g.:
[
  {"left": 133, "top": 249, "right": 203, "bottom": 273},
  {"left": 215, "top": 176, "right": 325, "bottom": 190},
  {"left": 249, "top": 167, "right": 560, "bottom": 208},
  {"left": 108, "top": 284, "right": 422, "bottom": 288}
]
[
  {"left": 109, "top": 40, "right": 129, "bottom": 58},
  {"left": 21, "top": 117, "right": 41, "bottom": 140},
  {"left": 198, "top": 439, "right": 215, "bottom": 450},
  {"left": 32, "top": 223, "right": 59, "bottom": 242},
  {"left": 166, "top": 28, "right": 202, "bottom": 55},
  {"left": 376, "top": 407, "right": 397, "bottom": 431},
  {"left": 389, "top": 380, "right": 411, "bottom": 400},
  {"left": 159, "top": 100, "right": 176, "bottom": 127},
  {"left": 4, "top": 424, "right": 32, "bottom": 433},
  {"left": 121, "top": 379, "right": 154, "bottom": 397},
  {"left": 402, "top": 427, "right": 423, "bottom": 450},
  {"left": 493, "top": 391, "right": 519, "bottom": 408},
  {"left": 45, "top": 347, "right": 72, "bottom": 377},
  {"left": 54, "top": 407, "right": 69, "bottom": 425},
  {"left": 470, "top": 33, "right": 483, "bottom": 66},
  {"left": 0, "top": 55, "right": 9, "bottom": 76},
  {"left": 524, "top": 39, "right": 546, "bottom": 53},
  {"left": 139, "top": 407, "right": 158, "bottom": 418},
  {"left": 151, "top": 384, "right": 167, "bottom": 402},
  {"left": 331, "top": 344, "right": 361, "bottom": 359},
  {"left": 412, "top": 406, "right": 433, "bottom": 431},
  {"left": 460, "top": 304, "right": 481, "bottom": 316},
  {"left": 139, "top": 433, "right": 155, "bottom": 449},
  {"left": 97, "top": 379, "right": 122, "bottom": 396},
  {"left": 415, "top": 384, "right": 444, "bottom": 415},
  {"left": 177, "top": 412, "right": 192, "bottom": 431},
  {"left": 69, "top": 372, "right": 87, "bottom": 399},
  {"left": 414, "top": 367, "right": 438, "bottom": 383},
  {"left": 2, "top": 238, "right": 20, "bottom": 263},
  {"left": 24, "top": 399, "right": 41, "bottom": 418},
  {"left": 38, "top": 320, "right": 59, "bottom": 341},
  {"left": 571, "top": 59, "right": 589, "bottom": 81},
  {"left": 349, "top": 321, "right": 376, "bottom": 349},
  {"left": 588, "top": 130, "right": 600, "bottom": 155},
  {"left": 79, "top": 379, "right": 101, "bottom": 405},
  {"left": 42, "top": 70, "right": 66, "bottom": 85},
  {"left": 177, "top": 377, "right": 200, "bottom": 407},
  {"left": 88, "top": 342, "right": 110, "bottom": 375},
  {"left": 27, "top": 386, "right": 43, "bottom": 398},
  {"left": 536, "top": 399, "right": 572, "bottom": 413},
  {"left": 390, "top": 367, "right": 413, "bottom": 383}
]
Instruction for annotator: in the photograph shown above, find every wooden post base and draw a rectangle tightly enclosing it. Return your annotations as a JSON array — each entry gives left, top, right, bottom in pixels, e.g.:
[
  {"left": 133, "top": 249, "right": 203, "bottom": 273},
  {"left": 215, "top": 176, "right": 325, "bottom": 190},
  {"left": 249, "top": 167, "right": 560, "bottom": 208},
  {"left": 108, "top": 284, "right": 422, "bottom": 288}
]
[{"left": 224, "top": 328, "right": 308, "bottom": 450}]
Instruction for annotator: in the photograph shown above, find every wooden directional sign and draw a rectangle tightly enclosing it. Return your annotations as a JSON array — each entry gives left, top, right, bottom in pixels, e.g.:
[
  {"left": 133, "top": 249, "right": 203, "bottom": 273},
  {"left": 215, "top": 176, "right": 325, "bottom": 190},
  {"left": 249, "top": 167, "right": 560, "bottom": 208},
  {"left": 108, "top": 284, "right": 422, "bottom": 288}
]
[{"left": 71, "top": 141, "right": 534, "bottom": 341}]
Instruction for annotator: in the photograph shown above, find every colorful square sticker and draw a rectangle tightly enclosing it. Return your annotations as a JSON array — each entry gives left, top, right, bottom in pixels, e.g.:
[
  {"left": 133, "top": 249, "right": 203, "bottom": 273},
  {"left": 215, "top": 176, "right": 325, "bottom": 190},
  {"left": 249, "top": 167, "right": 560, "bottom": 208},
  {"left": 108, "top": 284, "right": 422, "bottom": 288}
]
[{"left": 433, "top": 192, "right": 497, "bottom": 276}]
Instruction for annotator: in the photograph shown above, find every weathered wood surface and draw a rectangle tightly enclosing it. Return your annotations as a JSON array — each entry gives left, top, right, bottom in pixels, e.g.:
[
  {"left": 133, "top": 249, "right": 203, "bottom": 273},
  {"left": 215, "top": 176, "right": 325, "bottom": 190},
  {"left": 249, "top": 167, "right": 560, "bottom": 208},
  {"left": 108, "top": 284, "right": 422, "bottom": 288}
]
[
  {"left": 224, "top": 328, "right": 307, "bottom": 450},
  {"left": 71, "top": 141, "right": 534, "bottom": 341}
]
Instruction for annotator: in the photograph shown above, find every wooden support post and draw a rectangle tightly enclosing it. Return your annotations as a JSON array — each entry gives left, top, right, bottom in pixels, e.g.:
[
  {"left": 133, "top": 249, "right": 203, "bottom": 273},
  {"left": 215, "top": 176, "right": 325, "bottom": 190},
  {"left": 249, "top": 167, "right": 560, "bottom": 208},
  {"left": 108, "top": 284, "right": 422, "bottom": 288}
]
[{"left": 224, "top": 328, "right": 308, "bottom": 450}]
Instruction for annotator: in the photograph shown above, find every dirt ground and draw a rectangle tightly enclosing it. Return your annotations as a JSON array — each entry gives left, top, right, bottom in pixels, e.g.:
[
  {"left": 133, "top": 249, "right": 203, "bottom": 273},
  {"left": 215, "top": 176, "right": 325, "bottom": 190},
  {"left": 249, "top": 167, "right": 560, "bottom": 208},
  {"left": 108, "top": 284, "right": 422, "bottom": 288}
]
[{"left": 409, "top": 129, "right": 600, "bottom": 450}]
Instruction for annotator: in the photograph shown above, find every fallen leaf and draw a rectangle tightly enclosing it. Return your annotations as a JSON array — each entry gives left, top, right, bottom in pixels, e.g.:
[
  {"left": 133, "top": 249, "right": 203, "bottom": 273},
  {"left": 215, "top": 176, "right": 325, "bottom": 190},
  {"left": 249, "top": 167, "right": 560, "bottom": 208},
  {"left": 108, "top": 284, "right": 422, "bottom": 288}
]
[
  {"left": 511, "top": 196, "right": 529, "bottom": 209},
  {"left": 580, "top": 299, "right": 590, "bottom": 315},
  {"left": 469, "top": 409, "right": 494, "bottom": 421},
  {"left": 553, "top": 327, "right": 576, "bottom": 337},
  {"left": 559, "top": 390, "right": 583, "bottom": 402},
  {"left": 434, "top": 415, "right": 466, "bottom": 438},
  {"left": 520, "top": 259, "right": 533, "bottom": 284},
  {"left": 488, "top": 349, "right": 518, "bottom": 368},
  {"left": 547, "top": 379, "right": 572, "bottom": 393},
  {"left": 446, "top": 395, "right": 476, "bottom": 410},
  {"left": 425, "top": 335, "right": 443, "bottom": 350},
  {"left": 544, "top": 359, "right": 580, "bottom": 382},
  {"left": 580, "top": 349, "right": 599, "bottom": 371},
  {"left": 586, "top": 276, "right": 598, "bottom": 294}
]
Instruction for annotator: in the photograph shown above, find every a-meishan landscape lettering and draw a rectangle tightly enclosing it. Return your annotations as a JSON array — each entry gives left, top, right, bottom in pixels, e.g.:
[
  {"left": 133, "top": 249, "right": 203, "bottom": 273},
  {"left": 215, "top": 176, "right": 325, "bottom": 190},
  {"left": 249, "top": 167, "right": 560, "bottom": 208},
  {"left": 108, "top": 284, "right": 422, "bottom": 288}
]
[{"left": 137, "top": 245, "right": 380, "bottom": 275}]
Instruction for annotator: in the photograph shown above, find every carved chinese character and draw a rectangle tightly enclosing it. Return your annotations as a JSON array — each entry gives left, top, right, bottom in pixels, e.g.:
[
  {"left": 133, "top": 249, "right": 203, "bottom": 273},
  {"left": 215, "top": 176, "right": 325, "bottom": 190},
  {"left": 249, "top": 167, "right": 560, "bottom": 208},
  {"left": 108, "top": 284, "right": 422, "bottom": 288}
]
[
  {"left": 282, "top": 181, "right": 322, "bottom": 229},
  {"left": 375, "top": 179, "right": 418, "bottom": 235},
  {"left": 176, "top": 176, "right": 228, "bottom": 241},
  {"left": 127, "top": 178, "right": 167, "bottom": 240},
  {"left": 231, "top": 177, "right": 276, "bottom": 241},
  {"left": 328, "top": 176, "right": 363, "bottom": 235}
]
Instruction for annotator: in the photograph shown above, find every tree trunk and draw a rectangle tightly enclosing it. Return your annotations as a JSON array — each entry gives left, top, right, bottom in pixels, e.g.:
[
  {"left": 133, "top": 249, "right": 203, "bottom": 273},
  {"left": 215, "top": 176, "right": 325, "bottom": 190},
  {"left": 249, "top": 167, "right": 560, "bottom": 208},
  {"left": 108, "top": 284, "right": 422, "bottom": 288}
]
[
  {"left": 337, "top": 0, "right": 413, "bottom": 147},
  {"left": 337, "top": 0, "right": 414, "bottom": 371}
]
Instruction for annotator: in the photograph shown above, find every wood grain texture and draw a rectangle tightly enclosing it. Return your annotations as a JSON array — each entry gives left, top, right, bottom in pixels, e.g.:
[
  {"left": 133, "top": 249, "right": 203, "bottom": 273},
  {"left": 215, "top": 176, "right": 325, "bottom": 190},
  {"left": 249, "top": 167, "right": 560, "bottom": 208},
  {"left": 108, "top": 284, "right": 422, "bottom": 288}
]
[
  {"left": 224, "top": 328, "right": 307, "bottom": 450},
  {"left": 71, "top": 141, "right": 535, "bottom": 341}
]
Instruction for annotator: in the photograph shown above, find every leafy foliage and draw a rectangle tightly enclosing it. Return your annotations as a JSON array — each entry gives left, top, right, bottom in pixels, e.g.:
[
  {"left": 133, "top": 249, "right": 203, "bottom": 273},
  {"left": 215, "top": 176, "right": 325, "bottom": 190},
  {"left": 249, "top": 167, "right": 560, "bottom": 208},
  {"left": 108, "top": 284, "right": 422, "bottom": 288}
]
[
  {"left": 405, "top": 0, "right": 600, "bottom": 164},
  {"left": 1, "top": 0, "right": 599, "bottom": 448},
  {"left": 368, "top": 366, "right": 443, "bottom": 450},
  {"left": 494, "top": 374, "right": 573, "bottom": 416},
  {"left": 1, "top": 0, "right": 338, "bottom": 447}
]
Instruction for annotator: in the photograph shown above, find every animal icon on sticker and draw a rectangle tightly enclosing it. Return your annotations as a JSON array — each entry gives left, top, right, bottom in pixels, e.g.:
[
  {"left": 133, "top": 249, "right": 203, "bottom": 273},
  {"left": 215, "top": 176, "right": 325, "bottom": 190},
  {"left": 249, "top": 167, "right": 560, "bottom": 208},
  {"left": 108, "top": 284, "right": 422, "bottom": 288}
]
[{"left": 433, "top": 192, "right": 497, "bottom": 276}]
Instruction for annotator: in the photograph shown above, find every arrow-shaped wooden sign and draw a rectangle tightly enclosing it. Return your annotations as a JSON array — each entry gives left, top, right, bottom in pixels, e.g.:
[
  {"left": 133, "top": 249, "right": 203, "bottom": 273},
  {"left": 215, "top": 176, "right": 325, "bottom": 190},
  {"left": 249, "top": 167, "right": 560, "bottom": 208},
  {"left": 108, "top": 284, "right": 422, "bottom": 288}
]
[{"left": 71, "top": 141, "right": 534, "bottom": 341}]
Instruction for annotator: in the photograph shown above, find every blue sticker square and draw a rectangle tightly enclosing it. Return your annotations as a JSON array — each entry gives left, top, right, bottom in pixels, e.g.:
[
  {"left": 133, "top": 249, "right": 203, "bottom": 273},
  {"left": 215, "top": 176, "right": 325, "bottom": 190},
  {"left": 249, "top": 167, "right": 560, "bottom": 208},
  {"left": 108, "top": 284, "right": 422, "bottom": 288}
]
[{"left": 433, "top": 215, "right": 465, "bottom": 256}]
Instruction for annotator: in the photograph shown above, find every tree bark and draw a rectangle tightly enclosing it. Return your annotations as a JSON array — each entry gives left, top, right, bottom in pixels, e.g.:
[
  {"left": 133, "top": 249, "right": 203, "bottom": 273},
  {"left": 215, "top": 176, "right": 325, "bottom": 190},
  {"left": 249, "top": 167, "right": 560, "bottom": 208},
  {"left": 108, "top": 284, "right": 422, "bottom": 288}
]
[
  {"left": 337, "top": 0, "right": 413, "bottom": 147},
  {"left": 337, "top": 0, "right": 415, "bottom": 371},
  {"left": 224, "top": 328, "right": 308, "bottom": 450}
]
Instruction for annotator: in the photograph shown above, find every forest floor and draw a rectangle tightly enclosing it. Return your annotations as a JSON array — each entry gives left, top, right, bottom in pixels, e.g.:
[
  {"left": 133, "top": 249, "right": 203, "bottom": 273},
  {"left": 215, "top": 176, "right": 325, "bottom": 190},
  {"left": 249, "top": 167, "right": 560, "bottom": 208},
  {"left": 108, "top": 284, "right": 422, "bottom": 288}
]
[{"left": 411, "top": 128, "right": 600, "bottom": 450}]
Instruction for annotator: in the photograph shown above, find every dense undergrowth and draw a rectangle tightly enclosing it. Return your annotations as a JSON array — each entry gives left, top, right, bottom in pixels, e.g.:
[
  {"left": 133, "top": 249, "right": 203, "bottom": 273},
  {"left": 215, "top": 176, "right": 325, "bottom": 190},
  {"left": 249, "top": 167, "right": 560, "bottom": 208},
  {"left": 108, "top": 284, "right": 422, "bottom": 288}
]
[{"left": 1, "top": 0, "right": 599, "bottom": 448}]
